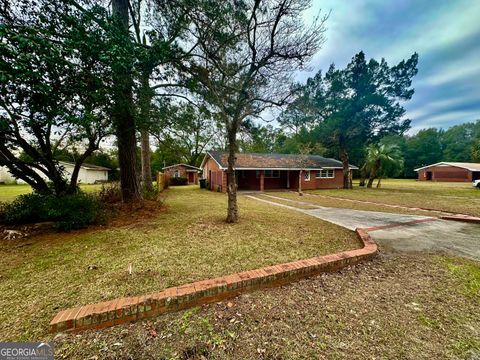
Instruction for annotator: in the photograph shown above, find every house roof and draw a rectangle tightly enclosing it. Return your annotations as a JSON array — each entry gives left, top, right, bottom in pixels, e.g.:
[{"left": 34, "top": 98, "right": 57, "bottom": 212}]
[
  {"left": 414, "top": 162, "right": 480, "bottom": 172},
  {"left": 162, "top": 163, "right": 201, "bottom": 171},
  {"left": 59, "top": 161, "right": 110, "bottom": 171},
  {"left": 201, "top": 151, "right": 358, "bottom": 170}
]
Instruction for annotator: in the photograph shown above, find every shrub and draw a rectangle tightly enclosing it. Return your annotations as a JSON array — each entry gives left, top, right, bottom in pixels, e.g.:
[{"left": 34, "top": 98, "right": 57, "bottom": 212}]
[
  {"left": 143, "top": 183, "right": 160, "bottom": 200},
  {"left": 169, "top": 176, "right": 188, "bottom": 186},
  {"left": 98, "top": 182, "right": 122, "bottom": 203},
  {"left": 4, "top": 192, "right": 104, "bottom": 231}
]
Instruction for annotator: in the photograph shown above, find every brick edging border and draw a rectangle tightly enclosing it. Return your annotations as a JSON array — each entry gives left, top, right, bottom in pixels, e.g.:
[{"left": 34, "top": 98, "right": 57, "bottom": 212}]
[
  {"left": 440, "top": 215, "right": 480, "bottom": 223},
  {"left": 49, "top": 229, "right": 378, "bottom": 333}
]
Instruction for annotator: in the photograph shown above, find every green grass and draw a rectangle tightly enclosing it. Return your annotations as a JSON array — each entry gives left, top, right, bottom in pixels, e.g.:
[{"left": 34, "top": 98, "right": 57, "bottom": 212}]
[
  {"left": 0, "top": 184, "right": 31, "bottom": 202},
  {"left": 307, "top": 179, "right": 480, "bottom": 217},
  {"left": 0, "top": 183, "right": 103, "bottom": 202},
  {"left": 0, "top": 185, "right": 360, "bottom": 341},
  {"left": 444, "top": 258, "right": 480, "bottom": 300}
]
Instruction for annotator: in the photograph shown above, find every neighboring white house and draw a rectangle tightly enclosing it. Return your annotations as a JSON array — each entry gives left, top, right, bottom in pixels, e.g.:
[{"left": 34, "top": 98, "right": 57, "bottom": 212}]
[{"left": 1, "top": 161, "right": 110, "bottom": 185}]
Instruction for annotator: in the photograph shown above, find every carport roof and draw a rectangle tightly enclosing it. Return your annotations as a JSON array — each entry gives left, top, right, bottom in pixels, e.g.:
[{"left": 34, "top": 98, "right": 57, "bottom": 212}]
[
  {"left": 414, "top": 162, "right": 480, "bottom": 172},
  {"left": 202, "top": 151, "right": 358, "bottom": 170}
]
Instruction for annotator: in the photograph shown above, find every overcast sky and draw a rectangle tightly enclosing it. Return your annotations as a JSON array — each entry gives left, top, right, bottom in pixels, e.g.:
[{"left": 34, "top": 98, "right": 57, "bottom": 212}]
[{"left": 297, "top": 0, "right": 480, "bottom": 134}]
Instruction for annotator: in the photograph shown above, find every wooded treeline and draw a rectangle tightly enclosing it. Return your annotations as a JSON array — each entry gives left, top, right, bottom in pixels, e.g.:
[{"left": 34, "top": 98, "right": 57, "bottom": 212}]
[{"left": 239, "top": 119, "right": 480, "bottom": 178}]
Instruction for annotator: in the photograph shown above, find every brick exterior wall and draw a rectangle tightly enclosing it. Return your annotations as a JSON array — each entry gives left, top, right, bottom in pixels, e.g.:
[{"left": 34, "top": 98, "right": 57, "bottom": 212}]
[
  {"left": 164, "top": 165, "right": 198, "bottom": 184},
  {"left": 286, "top": 169, "right": 347, "bottom": 190},
  {"left": 204, "top": 166, "right": 349, "bottom": 193},
  {"left": 417, "top": 166, "right": 472, "bottom": 182},
  {"left": 203, "top": 158, "right": 225, "bottom": 192}
]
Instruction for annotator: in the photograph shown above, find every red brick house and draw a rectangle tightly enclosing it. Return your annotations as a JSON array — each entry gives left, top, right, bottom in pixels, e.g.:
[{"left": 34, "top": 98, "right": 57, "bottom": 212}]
[
  {"left": 200, "top": 151, "right": 358, "bottom": 192},
  {"left": 415, "top": 162, "right": 480, "bottom": 182},
  {"left": 163, "top": 163, "right": 200, "bottom": 185}
]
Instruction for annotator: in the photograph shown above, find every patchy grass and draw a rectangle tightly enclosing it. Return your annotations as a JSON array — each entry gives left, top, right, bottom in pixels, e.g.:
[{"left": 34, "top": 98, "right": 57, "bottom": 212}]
[
  {"left": 255, "top": 193, "right": 320, "bottom": 210},
  {"left": 0, "top": 186, "right": 359, "bottom": 341},
  {"left": 443, "top": 258, "right": 480, "bottom": 300},
  {"left": 0, "top": 183, "right": 103, "bottom": 202},
  {"left": 265, "top": 191, "right": 442, "bottom": 217},
  {"left": 54, "top": 254, "right": 480, "bottom": 359},
  {"left": 308, "top": 179, "right": 480, "bottom": 217}
]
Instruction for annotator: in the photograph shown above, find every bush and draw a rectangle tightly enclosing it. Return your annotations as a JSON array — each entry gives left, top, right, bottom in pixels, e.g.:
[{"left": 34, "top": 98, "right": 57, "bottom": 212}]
[
  {"left": 169, "top": 176, "right": 188, "bottom": 186},
  {"left": 98, "top": 182, "right": 122, "bottom": 203},
  {"left": 4, "top": 192, "right": 104, "bottom": 231}
]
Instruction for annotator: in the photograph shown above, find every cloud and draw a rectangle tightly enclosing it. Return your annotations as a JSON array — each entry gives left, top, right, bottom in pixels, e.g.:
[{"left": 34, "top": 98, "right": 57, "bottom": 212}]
[{"left": 296, "top": 0, "right": 480, "bottom": 133}]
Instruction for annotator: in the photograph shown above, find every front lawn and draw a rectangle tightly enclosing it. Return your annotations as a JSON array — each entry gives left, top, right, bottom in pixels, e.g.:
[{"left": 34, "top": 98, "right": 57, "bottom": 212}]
[
  {"left": 311, "top": 179, "right": 480, "bottom": 217},
  {"left": 0, "top": 183, "right": 104, "bottom": 202},
  {"left": 0, "top": 186, "right": 359, "bottom": 341},
  {"left": 54, "top": 254, "right": 480, "bottom": 359},
  {"left": 259, "top": 191, "right": 441, "bottom": 217}
]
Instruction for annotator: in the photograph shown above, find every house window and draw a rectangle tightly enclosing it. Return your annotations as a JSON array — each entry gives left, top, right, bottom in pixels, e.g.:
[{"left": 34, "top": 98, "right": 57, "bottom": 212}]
[
  {"left": 316, "top": 169, "right": 334, "bottom": 178},
  {"left": 256, "top": 170, "right": 280, "bottom": 178},
  {"left": 265, "top": 170, "right": 280, "bottom": 178},
  {"left": 174, "top": 170, "right": 180, "bottom": 178},
  {"left": 303, "top": 170, "right": 310, "bottom": 181}
]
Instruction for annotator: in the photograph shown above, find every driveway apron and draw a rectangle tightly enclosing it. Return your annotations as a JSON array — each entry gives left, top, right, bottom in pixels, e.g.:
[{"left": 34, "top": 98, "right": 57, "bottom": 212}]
[{"left": 247, "top": 194, "right": 480, "bottom": 261}]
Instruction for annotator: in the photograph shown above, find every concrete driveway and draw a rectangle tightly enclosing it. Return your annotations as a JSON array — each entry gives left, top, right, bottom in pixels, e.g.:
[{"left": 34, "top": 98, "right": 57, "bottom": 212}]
[{"left": 248, "top": 194, "right": 480, "bottom": 261}]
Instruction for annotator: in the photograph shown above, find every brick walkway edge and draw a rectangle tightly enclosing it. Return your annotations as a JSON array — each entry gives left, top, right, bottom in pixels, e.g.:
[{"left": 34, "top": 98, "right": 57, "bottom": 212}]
[{"left": 50, "top": 229, "right": 378, "bottom": 333}]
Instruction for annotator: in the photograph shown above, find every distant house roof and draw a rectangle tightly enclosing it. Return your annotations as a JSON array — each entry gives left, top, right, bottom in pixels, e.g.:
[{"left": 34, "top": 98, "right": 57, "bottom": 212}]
[
  {"left": 162, "top": 163, "right": 201, "bottom": 171},
  {"left": 59, "top": 161, "right": 110, "bottom": 171},
  {"left": 414, "top": 162, "right": 480, "bottom": 172},
  {"left": 201, "top": 151, "right": 358, "bottom": 170}
]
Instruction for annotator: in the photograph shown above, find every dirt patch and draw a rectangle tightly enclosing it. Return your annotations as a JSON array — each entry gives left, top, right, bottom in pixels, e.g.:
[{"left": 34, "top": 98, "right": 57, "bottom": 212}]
[{"left": 53, "top": 254, "right": 480, "bottom": 359}]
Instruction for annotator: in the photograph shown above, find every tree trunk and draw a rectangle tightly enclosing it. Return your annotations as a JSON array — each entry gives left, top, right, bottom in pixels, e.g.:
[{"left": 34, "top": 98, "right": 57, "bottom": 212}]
[
  {"left": 112, "top": 0, "right": 141, "bottom": 203},
  {"left": 226, "top": 135, "right": 238, "bottom": 223},
  {"left": 376, "top": 177, "right": 382, "bottom": 188},
  {"left": 139, "top": 72, "right": 154, "bottom": 192},
  {"left": 366, "top": 160, "right": 381, "bottom": 188},
  {"left": 298, "top": 170, "right": 303, "bottom": 195},
  {"left": 68, "top": 145, "right": 97, "bottom": 194},
  {"left": 358, "top": 165, "right": 367, "bottom": 187},
  {"left": 339, "top": 149, "right": 352, "bottom": 189},
  {"left": 140, "top": 128, "right": 153, "bottom": 192}
]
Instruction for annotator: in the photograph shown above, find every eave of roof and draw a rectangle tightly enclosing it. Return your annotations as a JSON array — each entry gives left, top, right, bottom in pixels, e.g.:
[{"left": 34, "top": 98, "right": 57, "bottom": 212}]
[
  {"left": 59, "top": 161, "right": 110, "bottom": 171},
  {"left": 162, "top": 163, "right": 201, "bottom": 171}
]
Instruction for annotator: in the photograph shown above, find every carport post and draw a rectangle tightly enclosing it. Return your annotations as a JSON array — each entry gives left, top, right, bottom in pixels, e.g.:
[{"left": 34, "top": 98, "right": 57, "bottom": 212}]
[{"left": 260, "top": 170, "right": 265, "bottom": 192}]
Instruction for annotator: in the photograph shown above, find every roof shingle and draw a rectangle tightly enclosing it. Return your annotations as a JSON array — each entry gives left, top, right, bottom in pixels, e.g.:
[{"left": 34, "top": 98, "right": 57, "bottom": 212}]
[{"left": 206, "top": 151, "right": 358, "bottom": 170}]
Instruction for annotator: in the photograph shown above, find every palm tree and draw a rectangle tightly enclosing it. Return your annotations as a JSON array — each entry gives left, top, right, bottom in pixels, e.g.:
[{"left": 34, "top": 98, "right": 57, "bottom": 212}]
[{"left": 364, "top": 143, "right": 404, "bottom": 188}]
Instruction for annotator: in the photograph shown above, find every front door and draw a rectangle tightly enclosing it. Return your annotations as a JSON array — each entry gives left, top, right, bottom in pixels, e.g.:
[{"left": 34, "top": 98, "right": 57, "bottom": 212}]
[{"left": 188, "top": 172, "right": 194, "bottom": 184}]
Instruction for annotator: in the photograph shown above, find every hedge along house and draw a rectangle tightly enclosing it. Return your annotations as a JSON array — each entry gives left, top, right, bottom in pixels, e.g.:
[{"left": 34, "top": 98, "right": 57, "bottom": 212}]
[
  {"left": 201, "top": 151, "right": 358, "bottom": 192},
  {"left": 415, "top": 162, "right": 480, "bottom": 182},
  {"left": 162, "top": 164, "right": 201, "bottom": 185}
]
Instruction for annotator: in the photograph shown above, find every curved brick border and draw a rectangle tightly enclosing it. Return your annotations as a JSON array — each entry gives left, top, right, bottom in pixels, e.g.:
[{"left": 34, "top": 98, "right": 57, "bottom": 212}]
[
  {"left": 440, "top": 215, "right": 480, "bottom": 223},
  {"left": 49, "top": 229, "right": 377, "bottom": 333}
]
